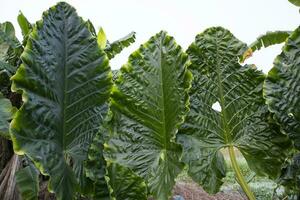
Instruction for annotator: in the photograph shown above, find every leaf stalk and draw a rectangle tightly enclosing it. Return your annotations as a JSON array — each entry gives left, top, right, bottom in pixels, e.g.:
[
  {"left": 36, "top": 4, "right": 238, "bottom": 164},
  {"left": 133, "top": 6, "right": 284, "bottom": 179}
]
[{"left": 228, "top": 145, "right": 255, "bottom": 200}]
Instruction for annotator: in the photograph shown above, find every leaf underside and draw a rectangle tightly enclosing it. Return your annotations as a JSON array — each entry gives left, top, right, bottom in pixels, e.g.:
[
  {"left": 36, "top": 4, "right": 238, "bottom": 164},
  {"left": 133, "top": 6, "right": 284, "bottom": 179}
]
[
  {"left": 264, "top": 26, "right": 300, "bottom": 150},
  {"left": 105, "top": 31, "right": 192, "bottom": 200},
  {"left": 177, "top": 27, "right": 291, "bottom": 194},
  {"left": 10, "top": 2, "right": 112, "bottom": 199}
]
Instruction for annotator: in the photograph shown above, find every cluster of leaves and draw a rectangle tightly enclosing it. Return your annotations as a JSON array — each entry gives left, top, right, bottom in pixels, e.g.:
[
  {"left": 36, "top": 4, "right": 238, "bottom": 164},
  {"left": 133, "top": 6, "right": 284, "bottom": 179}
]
[{"left": 0, "top": 1, "right": 300, "bottom": 200}]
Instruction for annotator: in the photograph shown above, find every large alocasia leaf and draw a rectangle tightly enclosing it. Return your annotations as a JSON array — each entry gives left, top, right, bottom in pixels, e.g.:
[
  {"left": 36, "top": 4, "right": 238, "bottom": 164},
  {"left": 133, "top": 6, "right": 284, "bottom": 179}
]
[
  {"left": 177, "top": 27, "right": 291, "bottom": 194},
  {"left": 264, "top": 27, "right": 300, "bottom": 150},
  {"left": 10, "top": 2, "right": 112, "bottom": 199},
  {"left": 0, "top": 92, "right": 16, "bottom": 139},
  {"left": 105, "top": 31, "right": 192, "bottom": 200},
  {"left": 241, "top": 31, "right": 291, "bottom": 62}
]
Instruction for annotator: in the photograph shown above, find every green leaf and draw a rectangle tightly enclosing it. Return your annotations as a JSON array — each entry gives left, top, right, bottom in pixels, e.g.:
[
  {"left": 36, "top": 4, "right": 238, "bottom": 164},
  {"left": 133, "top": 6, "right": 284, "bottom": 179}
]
[
  {"left": 107, "top": 163, "right": 147, "bottom": 200},
  {"left": 112, "top": 70, "right": 119, "bottom": 81},
  {"left": 10, "top": 2, "right": 112, "bottom": 200},
  {"left": 289, "top": 0, "right": 300, "bottom": 6},
  {"left": 0, "top": 22, "right": 21, "bottom": 59},
  {"left": 98, "top": 27, "right": 107, "bottom": 50},
  {"left": 104, "top": 32, "right": 136, "bottom": 59},
  {"left": 278, "top": 152, "right": 300, "bottom": 194},
  {"left": 86, "top": 20, "right": 96, "bottom": 37},
  {"left": 105, "top": 31, "right": 192, "bottom": 200},
  {"left": 177, "top": 27, "right": 291, "bottom": 194},
  {"left": 264, "top": 27, "right": 300, "bottom": 150},
  {"left": 86, "top": 124, "right": 147, "bottom": 200},
  {"left": 0, "top": 92, "right": 16, "bottom": 139},
  {"left": 85, "top": 126, "right": 112, "bottom": 200},
  {"left": 15, "top": 165, "right": 39, "bottom": 200},
  {"left": 17, "top": 11, "right": 32, "bottom": 38},
  {"left": 241, "top": 31, "right": 291, "bottom": 62}
]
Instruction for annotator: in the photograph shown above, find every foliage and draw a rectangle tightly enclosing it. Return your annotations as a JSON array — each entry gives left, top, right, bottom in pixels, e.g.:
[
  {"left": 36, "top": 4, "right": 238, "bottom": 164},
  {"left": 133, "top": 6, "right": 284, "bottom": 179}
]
[
  {"left": 264, "top": 26, "right": 300, "bottom": 150},
  {"left": 0, "top": 1, "right": 300, "bottom": 199},
  {"left": 289, "top": 0, "right": 300, "bottom": 6},
  {"left": 177, "top": 27, "right": 291, "bottom": 199},
  {"left": 241, "top": 31, "right": 291, "bottom": 62},
  {"left": 105, "top": 31, "right": 192, "bottom": 200},
  {"left": 15, "top": 163, "right": 39, "bottom": 200},
  {"left": 0, "top": 92, "right": 16, "bottom": 139},
  {"left": 10, "top": 2, "right": 113, "bottom": 199}
]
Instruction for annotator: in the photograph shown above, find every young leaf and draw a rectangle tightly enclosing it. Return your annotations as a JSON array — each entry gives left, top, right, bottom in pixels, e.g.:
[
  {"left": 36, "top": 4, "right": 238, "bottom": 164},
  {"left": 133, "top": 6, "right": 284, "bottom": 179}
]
[
  {"left": 105, "top": 31, "right": 192, "bottom": 200},
  {"left": 98, "top": 27, "right": 107, "bottom": 49},
  {"left": 15, "top": 165, "right": 39, "bottom": 200},
  {"left": 177, "top": 27, "right": 291, "bottom": 194},
  {"left": 264, "top": 27, "right": 300, "bottom": 150},
  {"left": 10, "top": 2, "right": 112, "bottom": 200},
  {"left": 0, "top": 92, "right": 16, "bottom": 139},
  {"left": 17, "top": 11, "right": 32, "bottom": 38},
  {"left": 241, "top": 31, "right": 291, "bottom": 62},
  {"left": 104, "top": 32, "right": 136, "bottom": 59}
]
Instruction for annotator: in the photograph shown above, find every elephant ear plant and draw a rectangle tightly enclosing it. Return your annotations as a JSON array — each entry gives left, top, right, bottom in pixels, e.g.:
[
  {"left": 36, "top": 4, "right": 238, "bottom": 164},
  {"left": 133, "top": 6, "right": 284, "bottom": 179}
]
[
  {"left": 10, "top": 2, "right": 113, "bottom": 199},
  {"left": 105, "top": 31, "right": 192, "bottom": 200},
  {"left": 177, "top": 27, "right": 291, "bottom": 199}
]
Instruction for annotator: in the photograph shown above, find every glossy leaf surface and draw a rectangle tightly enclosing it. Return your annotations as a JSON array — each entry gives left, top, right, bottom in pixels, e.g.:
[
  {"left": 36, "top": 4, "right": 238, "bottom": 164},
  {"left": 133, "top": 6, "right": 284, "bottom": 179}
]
[
  {"left": 177, "top": 27, "right": 291, "bottom": 193},
  {"left": 105, "top": 31, "right": 192, "bottom": 200},
  {"left": 10, "top": 2, "right": 112, "bottom": 199},
  {"left": 264, "top": 27, "right": 300, "bottom": 150}
]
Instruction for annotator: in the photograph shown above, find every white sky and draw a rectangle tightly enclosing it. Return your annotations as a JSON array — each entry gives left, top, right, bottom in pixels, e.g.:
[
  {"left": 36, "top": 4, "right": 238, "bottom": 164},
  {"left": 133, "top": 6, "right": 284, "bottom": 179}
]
[{"left": 0, "top": 0, "right": 299, "bottom": 72}]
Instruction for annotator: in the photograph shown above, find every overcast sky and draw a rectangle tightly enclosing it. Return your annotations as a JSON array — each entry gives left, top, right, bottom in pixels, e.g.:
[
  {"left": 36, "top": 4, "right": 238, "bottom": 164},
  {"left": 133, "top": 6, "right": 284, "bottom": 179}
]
[{"left": 0, "top": 0, "right": 299, "bottom": 72}]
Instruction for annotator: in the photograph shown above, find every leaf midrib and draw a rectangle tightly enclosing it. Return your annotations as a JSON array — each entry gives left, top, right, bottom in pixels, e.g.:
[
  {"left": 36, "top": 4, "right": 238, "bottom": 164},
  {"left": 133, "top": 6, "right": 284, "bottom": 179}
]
[
  {"left": 214, "top": 36, "right": 232, "bottom": 144},
  {"left": 158, "top": 34, "right": 168, "bottom": 151},
  {"left": 61, "top": 7, "right": 68, "bottom": 152}
]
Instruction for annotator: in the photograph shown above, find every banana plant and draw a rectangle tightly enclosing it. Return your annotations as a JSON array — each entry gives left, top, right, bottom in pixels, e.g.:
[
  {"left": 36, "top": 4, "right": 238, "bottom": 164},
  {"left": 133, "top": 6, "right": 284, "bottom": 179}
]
[
  {"left": 105, "top": 31, "right": 192, "bottom": 200},
  {"left": 10, "top": 2, "right": 113, "bottom": 199},
  {"left": 177, "top": 27, "right": 291, "bottom": 200}
]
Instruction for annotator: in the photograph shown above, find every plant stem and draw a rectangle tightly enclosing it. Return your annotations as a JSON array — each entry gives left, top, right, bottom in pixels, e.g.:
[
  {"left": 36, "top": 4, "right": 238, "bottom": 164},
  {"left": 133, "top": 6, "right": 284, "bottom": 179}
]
[{"left": 228, "top": 145, "right": 256, "bottom": 200}]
